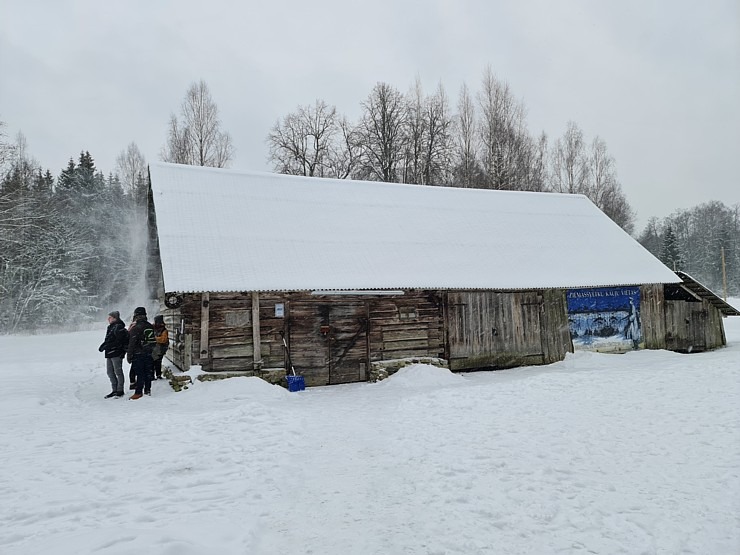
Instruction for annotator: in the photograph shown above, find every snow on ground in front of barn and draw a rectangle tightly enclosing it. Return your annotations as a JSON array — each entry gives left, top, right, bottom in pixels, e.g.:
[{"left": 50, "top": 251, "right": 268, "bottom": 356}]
[{"left": 1, "top": 309, "right": 739, "bottom": 554}]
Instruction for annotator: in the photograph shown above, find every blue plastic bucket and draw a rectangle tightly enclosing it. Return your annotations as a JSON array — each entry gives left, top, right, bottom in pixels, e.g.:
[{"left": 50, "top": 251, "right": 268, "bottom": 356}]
[{"left": 286, "top": 375, "right": 305, "bottom": 392}]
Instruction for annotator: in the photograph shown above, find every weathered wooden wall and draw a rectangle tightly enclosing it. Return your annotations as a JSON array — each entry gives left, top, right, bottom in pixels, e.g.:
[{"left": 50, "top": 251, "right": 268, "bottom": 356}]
[
  {"left": 162, "top": 290, "right": 445, "bottom": 385},
  {"left": 665, "top": 298, "right": 726, "bottom": 352},
  {"left": 160, "top": 294, "right": 199, "bottom": 370},
  {"left": 445, "top": 290, "right": 571, "bottom": 370},
  {"left": 278, "top": 290, "right": 445, "bottom": 386},
  {"left": 640, "top": 284, "right": 667, "bottom": 350},
  {"left": 159, "top": 283, "right": 729, "bottom": 383},
  {"left": 164, "top": 288, "right": 574, "bottom": 380}
]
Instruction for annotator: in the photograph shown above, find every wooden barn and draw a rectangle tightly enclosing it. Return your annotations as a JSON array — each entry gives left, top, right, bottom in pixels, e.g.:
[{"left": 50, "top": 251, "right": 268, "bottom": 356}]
[{"left": 146, "top": 163, "right": 736, "bottom": 387}]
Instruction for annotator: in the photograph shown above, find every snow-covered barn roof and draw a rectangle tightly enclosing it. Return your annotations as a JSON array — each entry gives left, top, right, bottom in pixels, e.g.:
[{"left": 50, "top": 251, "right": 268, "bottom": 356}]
[{"left": 148, "top": 162, "right": 680, "bottom": 293}]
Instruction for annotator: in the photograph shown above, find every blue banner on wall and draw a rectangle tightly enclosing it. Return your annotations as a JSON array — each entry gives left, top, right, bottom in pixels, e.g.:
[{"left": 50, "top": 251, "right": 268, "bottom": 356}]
[{"left": 566, "top": 287, "right": 643, "bottom": 352}]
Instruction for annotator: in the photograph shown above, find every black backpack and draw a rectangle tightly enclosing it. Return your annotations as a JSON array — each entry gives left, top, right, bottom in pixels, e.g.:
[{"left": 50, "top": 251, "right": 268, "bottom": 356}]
[{"left": 140, "top": 322, "right": 157, "bottom": 354}]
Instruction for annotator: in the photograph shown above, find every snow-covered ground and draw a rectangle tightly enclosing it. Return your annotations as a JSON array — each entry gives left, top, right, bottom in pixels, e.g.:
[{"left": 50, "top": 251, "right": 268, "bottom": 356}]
[{"left": 1, "top": 307, "right": 739, "bottom": 554}]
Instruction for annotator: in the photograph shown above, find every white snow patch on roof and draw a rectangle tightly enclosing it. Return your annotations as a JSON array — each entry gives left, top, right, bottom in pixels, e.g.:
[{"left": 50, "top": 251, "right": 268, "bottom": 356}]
[{"left": 149, "top": 162, "right": 680, "bottom": 293}]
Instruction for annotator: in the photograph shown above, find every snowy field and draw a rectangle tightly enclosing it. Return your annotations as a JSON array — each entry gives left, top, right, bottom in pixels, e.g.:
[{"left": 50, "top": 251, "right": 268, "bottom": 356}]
[{"left": 1, "top": 308, "right": 739, "bottom": 554}]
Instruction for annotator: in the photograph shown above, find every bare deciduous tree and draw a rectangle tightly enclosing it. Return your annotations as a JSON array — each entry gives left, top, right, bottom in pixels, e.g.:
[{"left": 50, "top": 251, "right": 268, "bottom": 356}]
[
  {"left": 160, "top": 80, "right": 234, "bottom": 168},
  {"left": 357, "top": 82, "right": 408, "bottom": 182},
  {"left": 477, "top": 68, "right": 530, "bottom": 190},
  {"left": 162, "top": 114, "right": 190, "bottom": 165},
  {"left": 638, "top": 217, "right": 663, "bottom": 255},
  {"left": 512, "top": 132, "right": 549, "bottom": 192},
  {"left": 403, "top": 77, "right": 427, "bottom": 184},
  {"left": 326, "top": 116, "right": 360, "bottom": 179},
  {"left": 267, "top": 99, "right": 356, "bottom": 178},
  {"left": 584, "top": 136, "right": 635, "bottom": 233},
  {"left": 550, "top": 121, "right": 588, "bottom": 194},
  {"left": 401, "top": 79, "right": 454, "bottom": 186},
  {"left": 422, "top": 83, "right": 454, "bottom": 186},
  {"left": 0, "top": 119, "right": 15, "bottom": 171},
  {"left": 115, "top": 142, "right": 146, "bottom": 196},
  {"left": 453, "top": 83, "right": 480, "bottom": 187}
]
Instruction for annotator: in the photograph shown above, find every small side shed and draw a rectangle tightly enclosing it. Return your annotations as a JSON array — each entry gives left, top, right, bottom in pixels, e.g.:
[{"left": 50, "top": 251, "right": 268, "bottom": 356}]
[
  {"left": 147, "top": 163, "right": 728, "bottom": 387},
  {"left": 663, "top": 271, "right": 739, "bottom": 352}
]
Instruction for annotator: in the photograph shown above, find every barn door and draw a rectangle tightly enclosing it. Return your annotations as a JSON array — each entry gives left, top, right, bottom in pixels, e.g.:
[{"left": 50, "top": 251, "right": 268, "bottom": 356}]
[
  {"left": 326, "top": 302, "right": 369, "bottom": 384},
  {"left": 288, "top": 301, "right": 369, "bottom": 386},
  {"left": 520, "top": 292, "right": 544, "bottom": 359},
  {"left": 689, "top": 309, "right": 707, "bottom": 351}
]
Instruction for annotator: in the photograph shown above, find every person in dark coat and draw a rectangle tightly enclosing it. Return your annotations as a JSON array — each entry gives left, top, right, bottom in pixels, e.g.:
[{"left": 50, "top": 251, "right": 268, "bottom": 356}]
[
  {"left": 152, "top": 315, "right": 169, "bottom": 380},
  {"left": 127, "top": 306, "right": 155, "bottom": 400},
  {"left": 99, "top": 310, "right": 128, "bottom": 398}
]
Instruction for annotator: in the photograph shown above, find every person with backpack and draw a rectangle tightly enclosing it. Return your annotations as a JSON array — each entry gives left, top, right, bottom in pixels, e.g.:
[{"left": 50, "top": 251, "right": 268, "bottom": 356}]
[
  {"left": 127, "top": 306, "right": 156, "bottom": 400},
  {"left": 99, "top": 310, "right": 128, "bottom": 398},
  {"left": 152, "top": 315, "right": 169, "bottom": 380}
]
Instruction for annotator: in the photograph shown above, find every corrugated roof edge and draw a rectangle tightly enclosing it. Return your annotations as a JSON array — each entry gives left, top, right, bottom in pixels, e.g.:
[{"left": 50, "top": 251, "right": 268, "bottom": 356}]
[
  {"left": 675, "top": 271, "right": 740, "bottom": 316},
  {"left": 164, "top": 283, "right": 673, "bottom": 295}
]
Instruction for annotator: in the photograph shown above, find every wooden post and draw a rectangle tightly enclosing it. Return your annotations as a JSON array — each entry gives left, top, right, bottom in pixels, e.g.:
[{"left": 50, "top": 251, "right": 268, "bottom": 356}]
[
  {"left": 183, "top": 334, "right": 192, "bottom": 371},
  {"left": 200, "top": 292, "right": 210, "bottom": 363},
  {"left": 721, "top": 247, "right": 728, "bottom": 301},
  {"left": 252, "top": 291, "right": 262, "bottom": 369}
]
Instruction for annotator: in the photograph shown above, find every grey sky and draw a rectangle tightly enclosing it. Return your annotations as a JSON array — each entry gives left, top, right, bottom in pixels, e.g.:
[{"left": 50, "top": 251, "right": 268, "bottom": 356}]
[{"left": 2, "top": 0, "right": 738, "bottom": 231}]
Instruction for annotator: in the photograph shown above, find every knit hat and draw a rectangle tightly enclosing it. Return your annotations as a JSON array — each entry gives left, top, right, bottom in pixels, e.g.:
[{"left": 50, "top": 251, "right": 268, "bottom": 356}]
[
  {"left": 154, "top": 315, "right": 164, "bottom": 325},
  {"left": 108, "top": 310, "right": 120, "bottom": 319},
  {"left": 133, "top": 306, "right": 147, "bottom": 317}
]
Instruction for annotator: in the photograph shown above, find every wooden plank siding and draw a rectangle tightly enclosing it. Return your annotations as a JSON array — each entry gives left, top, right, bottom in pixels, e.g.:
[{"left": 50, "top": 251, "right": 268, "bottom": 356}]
[
  {"left": 162, "top": 290, "right": 446, "bottom": 384},
  {"left": 665, "top": 297, "right": 726, "bottom": 352},
  {"left": 640, "top": 284, "right": 667, "bottom": 350},
  {"left": 445, "top": 290, "right": 571, "bottom": 370},
  {"left": 160, "top": 285, "right": 726, "bottom": 384}
]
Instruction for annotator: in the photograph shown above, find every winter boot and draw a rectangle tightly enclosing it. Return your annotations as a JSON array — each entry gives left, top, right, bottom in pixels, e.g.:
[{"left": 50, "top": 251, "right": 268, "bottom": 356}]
[
  {"left": 130, "top": 393, "right": 143, "bottom": 400},
  {"left": 115, "top": 391, "right": 125, "bottom": 397},
  {"left": 104, "top": 392, "right": 118, "bottom": 399}
]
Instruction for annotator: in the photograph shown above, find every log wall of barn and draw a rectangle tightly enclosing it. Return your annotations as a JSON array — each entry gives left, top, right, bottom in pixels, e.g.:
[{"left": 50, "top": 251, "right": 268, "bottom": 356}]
[
  {"left": 162, "top": 290, "right": 445, "bottom": 382},
  {"left": 157, "top": 284, "right": 729, "bottom": 380},
  {"left": 445, "top": 290, "right": 571, "bottom": 371},
  {"left": 286, "top": 291, "right": 445, "bottom": 386}
]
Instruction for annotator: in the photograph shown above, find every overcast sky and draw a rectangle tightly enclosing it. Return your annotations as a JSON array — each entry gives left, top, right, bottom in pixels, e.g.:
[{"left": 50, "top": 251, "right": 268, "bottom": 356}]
[{"left": 2, "top": 0, "right": 738, "bottom": 230}]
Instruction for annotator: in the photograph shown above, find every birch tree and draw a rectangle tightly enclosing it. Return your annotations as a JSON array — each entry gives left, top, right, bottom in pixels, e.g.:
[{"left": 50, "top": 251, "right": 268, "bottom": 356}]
[
  {"left": 161, "top": 80, "right": 234, "bottom": 168},
  {"left": 477, "top": 68, "right": 529, "bottom": 190},
  {"left": 0, "top": 119, "right": 14, "bottom": 171},
  {"left": 550, "top": 121, "right": 588, "bottom": 194},
  {"left": 403, "top": 77, "right": 427, "bottom": 184},
  {"left": 115, "top": 142, "right": 147, "bottom": 199},
  {"left": 584, "top": 137, "right": 635, "bottom": 233}
]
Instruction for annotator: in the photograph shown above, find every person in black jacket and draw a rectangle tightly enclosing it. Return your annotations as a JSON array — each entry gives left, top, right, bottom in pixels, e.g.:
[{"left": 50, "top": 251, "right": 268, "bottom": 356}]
[
  {"left": 99, "top": 310, "right": 128, "bottom": 398},
  {"left": 127, "top": 306, "right": 155, "bottom": 400}
]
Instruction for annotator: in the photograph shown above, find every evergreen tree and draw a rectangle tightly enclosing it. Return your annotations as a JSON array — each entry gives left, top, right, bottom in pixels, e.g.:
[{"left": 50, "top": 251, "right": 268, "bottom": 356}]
[
  {"left": 56, "top": 158, "right": 76, "bottom": 193},
  {"left": 0, "top": 133, "right": 146, "bottom": 332},
  {"left": 660, "top": 226, "right": 682, "bottom": 271}
]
